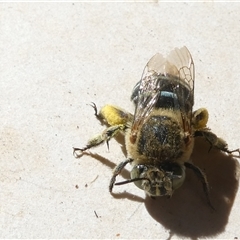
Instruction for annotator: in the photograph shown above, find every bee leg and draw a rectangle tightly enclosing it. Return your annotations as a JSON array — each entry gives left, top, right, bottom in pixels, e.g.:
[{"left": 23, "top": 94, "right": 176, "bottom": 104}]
[
  {"left": 194, "top": 129, "right": 240, "bottom": 156},
  {"left": 193, "top": 108, "right": 239, "bottom": 156},
  {"left": 98, "top": 104, "right": 133, "bottom": 126},
  {"left": 73, "top": 124, "right": 126, "bottom": 157},
  {"left": 184, "top": 162, "right": 214, "bottom": 210},
  {"left": 109, "top": 158, "right": 133, "bottom": 192},
  {"left": 192, "top": 108, "right": 209, "bottom": 129},
  {"left": 88, "top": 103, "right": 133, "bottom": 127}
]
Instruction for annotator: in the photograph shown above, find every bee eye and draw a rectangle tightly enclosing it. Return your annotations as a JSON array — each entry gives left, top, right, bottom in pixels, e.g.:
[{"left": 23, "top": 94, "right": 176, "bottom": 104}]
[
  {"left": 171, "top": 165, "right": 186, "bottom": 190},
  {"left": 130, "top": 165, "right": 147, "bottom": 190}
]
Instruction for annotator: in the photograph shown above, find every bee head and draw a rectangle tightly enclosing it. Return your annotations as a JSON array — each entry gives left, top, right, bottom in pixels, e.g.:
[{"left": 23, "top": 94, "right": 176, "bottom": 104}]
[{"left": 130, "top": 163, "right": 186, "bottom": 196}]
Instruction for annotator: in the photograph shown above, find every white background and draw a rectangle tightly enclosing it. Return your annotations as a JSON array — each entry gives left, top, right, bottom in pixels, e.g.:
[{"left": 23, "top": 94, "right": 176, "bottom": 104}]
[{"left": 0, "top": 2, "right": 240, "bottom": 239}]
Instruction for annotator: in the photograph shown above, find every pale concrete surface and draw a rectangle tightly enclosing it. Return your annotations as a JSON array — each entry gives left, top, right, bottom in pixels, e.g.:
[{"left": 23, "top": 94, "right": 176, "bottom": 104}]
[{"left": 0, "top": 2, "right": 240, "bottom": 239}]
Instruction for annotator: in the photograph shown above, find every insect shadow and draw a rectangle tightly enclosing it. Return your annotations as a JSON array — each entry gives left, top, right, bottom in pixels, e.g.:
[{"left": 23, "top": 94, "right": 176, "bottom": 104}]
[
  {"left": 144, "top": 137, "right": 239, "bottom": 238},
  {"left": 76, "top": 136, "right": 239, "bottom": 238},
  {"left": 77, "top": 149, "right": 144, "bottom": 203}
]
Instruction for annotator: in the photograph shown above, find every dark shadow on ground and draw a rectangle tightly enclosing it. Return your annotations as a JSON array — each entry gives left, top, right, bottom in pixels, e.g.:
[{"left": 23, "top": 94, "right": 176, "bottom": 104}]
[
  {"left": 145, "top": 138, "right": 239, "bottom": 238},
  {"left": 74, "top": 130, "right": 239, "bottom": 238}
]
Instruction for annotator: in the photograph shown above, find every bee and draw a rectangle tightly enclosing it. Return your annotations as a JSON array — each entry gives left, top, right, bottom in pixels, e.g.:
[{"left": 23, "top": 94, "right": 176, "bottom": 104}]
[{"left": 73, "top": 46, "right": 239, "bottom": 208}]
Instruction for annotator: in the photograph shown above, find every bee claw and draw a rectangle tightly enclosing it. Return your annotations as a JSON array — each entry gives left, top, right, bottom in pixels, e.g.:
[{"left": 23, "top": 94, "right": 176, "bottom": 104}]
[
  {"left": 106, "top": 140, "right": 110, "bottom": 151},
  {"left": 73, "top": 147, "right": 87, "bottom": 158},
  {"left": 227, "top": 148, "right": 240, "bottom": 158},
  {"left": 88, "top": 102, "right": 98, "bottom": 116}
]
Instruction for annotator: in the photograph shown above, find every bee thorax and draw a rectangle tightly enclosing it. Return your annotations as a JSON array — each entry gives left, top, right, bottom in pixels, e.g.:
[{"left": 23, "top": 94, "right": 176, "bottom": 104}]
[{"left": 126, "top": 113, "right": 192, "bottom": 164}]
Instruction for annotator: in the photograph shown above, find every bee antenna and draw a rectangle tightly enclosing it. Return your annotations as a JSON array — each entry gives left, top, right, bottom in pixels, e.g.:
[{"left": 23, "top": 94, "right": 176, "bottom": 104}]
[{"left": 115, "top": 177, "right": 150, "bottom": 186}]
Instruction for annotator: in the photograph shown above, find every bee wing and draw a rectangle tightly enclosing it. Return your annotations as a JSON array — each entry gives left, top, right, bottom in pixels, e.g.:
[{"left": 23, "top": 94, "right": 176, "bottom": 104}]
[
  {"left": 130, "top": 46, "right": 194, "bottom": 141},
  {"left": 165, "top": 46, "right": 194, "bottom": 91}
]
